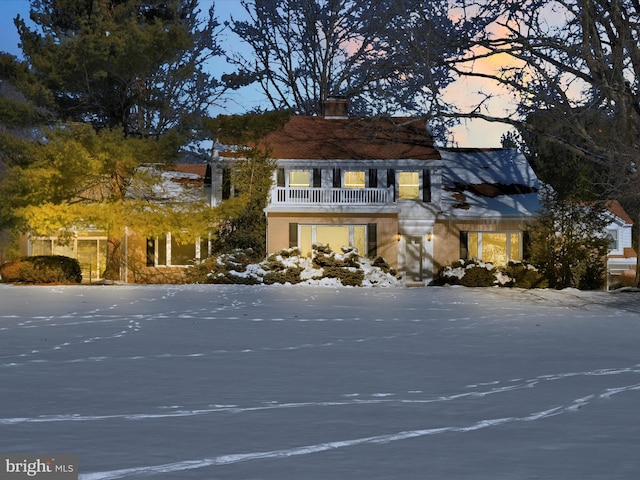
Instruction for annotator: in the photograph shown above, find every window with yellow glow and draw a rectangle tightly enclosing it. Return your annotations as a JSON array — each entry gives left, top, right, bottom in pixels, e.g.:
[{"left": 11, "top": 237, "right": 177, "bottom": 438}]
[
  {"left": 465, "top": 231, "right": 522, "bottom": 265},
  {"left": 398, "top": 171, "right": 420, "bottom": 199},
  {"left": 289, "top": 171, "right": 310, "bottom": 188},
  {"left": 150, "top": 233, "right": 209, "bottom": 267},
  {"left": 344, "top": 171, "right": 366, "bottom": 189},
  {"left": 29, "top": 234, "right": 108, "bottom": 282},
  {"left": 298, "top": 225, "right": 367, "bottom": 257}
]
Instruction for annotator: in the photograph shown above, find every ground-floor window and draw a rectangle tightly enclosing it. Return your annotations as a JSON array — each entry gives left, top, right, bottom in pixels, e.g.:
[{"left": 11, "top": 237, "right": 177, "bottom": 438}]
[
  {"left": 29, "top": 234, "right": 108, "bottom": 282},
  {"left": 298, "top": 225, "right": 367, "bottom": 257},
  {"left": 465, "top": 231, "right": 522, "bottom": 265},
  {"left": 147, "top": 233, "right": 210, "bottom": 267}
]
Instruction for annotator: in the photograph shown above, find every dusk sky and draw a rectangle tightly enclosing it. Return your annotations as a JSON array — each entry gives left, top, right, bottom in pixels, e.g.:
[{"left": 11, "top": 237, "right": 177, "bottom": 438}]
[{"left": 0, "top": 0, "right": 511, "bottom": 147}]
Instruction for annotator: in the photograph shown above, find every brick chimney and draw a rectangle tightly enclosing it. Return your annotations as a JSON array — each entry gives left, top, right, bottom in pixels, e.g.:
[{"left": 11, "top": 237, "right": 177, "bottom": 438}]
[{"left": 323, "top": 96, "right": 348, "bottom": 119}]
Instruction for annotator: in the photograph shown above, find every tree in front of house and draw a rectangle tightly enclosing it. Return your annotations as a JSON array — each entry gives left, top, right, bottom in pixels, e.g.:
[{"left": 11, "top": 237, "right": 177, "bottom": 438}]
[
  {"left": 0, "top": 124, "right": 215, "bottom": 279},
  {"left": 203, "top": 111, "right": 290, "bottom": 259},
  {"left": 528, "top": 188, "right": 611, "bottom": 290}
]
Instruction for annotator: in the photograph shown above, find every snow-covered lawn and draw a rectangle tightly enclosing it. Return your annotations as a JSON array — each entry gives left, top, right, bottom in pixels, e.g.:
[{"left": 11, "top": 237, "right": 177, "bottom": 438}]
[{"left": 1, "top": 284, "right": 639, "bottom": 479}]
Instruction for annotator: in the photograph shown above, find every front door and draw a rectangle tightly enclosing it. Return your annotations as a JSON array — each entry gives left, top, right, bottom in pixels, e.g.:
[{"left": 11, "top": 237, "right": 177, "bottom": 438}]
[{"left": 406, "top": 236, "right": 423, "bottom": 283}]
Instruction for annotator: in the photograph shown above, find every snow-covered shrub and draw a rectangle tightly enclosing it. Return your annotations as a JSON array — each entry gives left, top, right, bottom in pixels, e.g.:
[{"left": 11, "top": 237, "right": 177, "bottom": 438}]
[
  {"left": 502, "top": 262, "right": 547, "bottom": 288},
  {"left": 434, "top": 259, "right": 545, "bottom": 288},
  {"left": 459, "top": 263, "right": 496, "bottom": 287},
  {"left": 188, "top": 246, "right": 401, "bottom": 287},
  {"left": 186, "top": 249, "right": 261, "bottom": 285},
  {"left": 434, "top": 259, "right": 494, "bottom": 287},
  {"left": 372, "top": 256, "right": 397, "bottom": 277},
  {"left": 262, "top": 250, "right": 304, "bottom": 285}
]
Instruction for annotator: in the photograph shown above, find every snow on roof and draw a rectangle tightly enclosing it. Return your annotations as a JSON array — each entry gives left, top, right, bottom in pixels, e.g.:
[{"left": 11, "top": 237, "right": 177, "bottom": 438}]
[
  {"left": 438, "top": 149, "right": 541, "bottom": 219},
  {"left": 129, "top": 164, "right": 208, "bottom": 204}
]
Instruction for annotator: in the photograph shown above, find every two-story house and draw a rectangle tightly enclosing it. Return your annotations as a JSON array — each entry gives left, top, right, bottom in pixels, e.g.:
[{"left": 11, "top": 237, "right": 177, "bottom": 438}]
[{"left": 215, "top": 99, "right": 542, "bottom": 285}]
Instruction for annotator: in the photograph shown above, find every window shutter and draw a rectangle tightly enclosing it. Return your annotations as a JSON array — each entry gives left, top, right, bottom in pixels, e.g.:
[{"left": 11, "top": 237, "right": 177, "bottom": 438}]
[
  {"left": 222, "top": 167, "right": 231, "bottom": 200},
  {"left": 313, "top": 168, "right": 322, "bottom": 187},
  {"left": 367, "top": 224, "right": 377, "bottom": 258},
  {"left": 368, "top": 169, "right": 378, "bottom": 188},
  {"left": 333, "top": 168, "right": 341, "bottom": 188},
  {"left": 277, "top": 168, "right": 285, "bottom": 187},
  {"left": 146, "top": 238, "right": 155, "bottom": 267},
  {"left": 422, "top": 169, "right": 431, "bottom": 202},
  {"left": 522, "top": 231, "right": 530, "bottom": 260},
  {"left": 387, "top": 169, "right": 395, "bottom": 187},
  {"left": 459, "top": 231, "right": 468, "bottom": 260},
  {"left": 289, "top": 223, "right": 298, "bottom": 248},
  {"left": 387, "top": 169, "right": 395, "bottom": 201}
]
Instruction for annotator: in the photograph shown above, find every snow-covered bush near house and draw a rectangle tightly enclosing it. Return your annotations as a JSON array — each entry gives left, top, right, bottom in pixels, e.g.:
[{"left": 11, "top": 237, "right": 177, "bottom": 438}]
[
  {"left": 435, "top": 259, "right": 546, "bottom": 288},
  {"left": 196, "top": 246, "right": 401, "bottom": 287}
]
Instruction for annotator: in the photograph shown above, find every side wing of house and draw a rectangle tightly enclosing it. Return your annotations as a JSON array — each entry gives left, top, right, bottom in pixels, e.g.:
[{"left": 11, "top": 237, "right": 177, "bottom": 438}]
[
  {"left": 125, "top": 164, "right": 212, "bottom": 283},
  {"left": 434, "top": 149, "right": 541, "bottom": 273},
  {"left": 20, "top": 163, "right": 213, "bottom": 284}
]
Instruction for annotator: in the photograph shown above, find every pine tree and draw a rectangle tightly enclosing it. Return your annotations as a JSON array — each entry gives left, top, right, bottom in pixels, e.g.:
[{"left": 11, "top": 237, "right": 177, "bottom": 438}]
[{"left": 16, "top": 0, "right": 224, "bottom": 139}]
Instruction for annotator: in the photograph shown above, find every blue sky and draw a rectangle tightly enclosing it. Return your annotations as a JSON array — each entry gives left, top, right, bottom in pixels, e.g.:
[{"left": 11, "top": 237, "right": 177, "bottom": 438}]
[{"left": 0, "top": 0, "right": 30, "bottom": 57}]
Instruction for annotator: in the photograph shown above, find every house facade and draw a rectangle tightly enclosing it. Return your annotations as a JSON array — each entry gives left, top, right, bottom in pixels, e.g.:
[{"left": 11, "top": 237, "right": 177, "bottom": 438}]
[{"left": 240, "top": 101, "right": 543, "bottom": 285}]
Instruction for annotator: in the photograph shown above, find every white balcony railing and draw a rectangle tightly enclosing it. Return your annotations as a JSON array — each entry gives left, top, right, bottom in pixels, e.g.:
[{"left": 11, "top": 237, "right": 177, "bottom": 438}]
[{"left": 272, "top": 187, "right": 393, "bottom": 204}]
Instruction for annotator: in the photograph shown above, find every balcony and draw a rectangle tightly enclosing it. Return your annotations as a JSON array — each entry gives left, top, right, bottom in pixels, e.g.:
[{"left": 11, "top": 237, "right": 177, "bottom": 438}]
[{"left": 272, "top": 187, "right": 393, "bottom": 205}]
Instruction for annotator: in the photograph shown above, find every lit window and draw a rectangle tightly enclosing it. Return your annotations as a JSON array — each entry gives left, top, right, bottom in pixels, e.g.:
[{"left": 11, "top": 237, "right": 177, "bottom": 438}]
[
  {"left": 289, "top": 171, "right": 310, "bottom": 188},
  {"left": 344, "top": 171, "right": 366, "bottom": 189},
  {"left": 398, "top": 171, "right": 420, "bottom": 199},
  {"left": 298, "top": 225, "right": 367, "bottom": 257},
  {"left": 149, "top": 233, "right": 209, "bottom": 267},
  {"left": 465, "top": 231, "right": 522, "bottom": 265},
  {"left": 31, "top": 239, "right": 53, "bottom": 256},
  {"left": 29, "top": 234, "right": 108, "bottom": 282}
]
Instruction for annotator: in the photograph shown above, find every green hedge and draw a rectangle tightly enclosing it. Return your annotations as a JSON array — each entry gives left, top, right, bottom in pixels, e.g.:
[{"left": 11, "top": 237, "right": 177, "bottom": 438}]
[{"left": 1, "top": 256, "right": 82, "bottom": 284}]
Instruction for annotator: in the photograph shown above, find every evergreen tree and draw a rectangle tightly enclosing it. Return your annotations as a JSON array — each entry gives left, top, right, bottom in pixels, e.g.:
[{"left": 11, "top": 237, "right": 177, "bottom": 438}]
[
  {"left": 16, "top": 0, "right": 224, "bottom": 139},
  {"left": 528, "top": 188, "right": 610, "bottom": 290},
  {"left": 0, "top": 53, "right": 54, "bottom": 171},
  {"left": 203, "top": 111, "right": 290, "bottom": 258}
]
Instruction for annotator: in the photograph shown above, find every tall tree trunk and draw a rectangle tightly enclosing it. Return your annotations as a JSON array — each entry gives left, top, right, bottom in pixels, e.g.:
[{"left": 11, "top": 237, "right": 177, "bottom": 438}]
[{"left": 104, "top": 237, "right": 122, "bottom": 281}]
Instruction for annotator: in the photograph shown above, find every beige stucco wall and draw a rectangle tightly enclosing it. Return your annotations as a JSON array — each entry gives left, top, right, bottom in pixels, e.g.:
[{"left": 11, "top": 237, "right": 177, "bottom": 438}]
[
  {"left": 267, "top": 212, "right": 399, "bottom": 269},
  {"left": 433, "top": 218, "right": 531, "bottom": 273}
]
